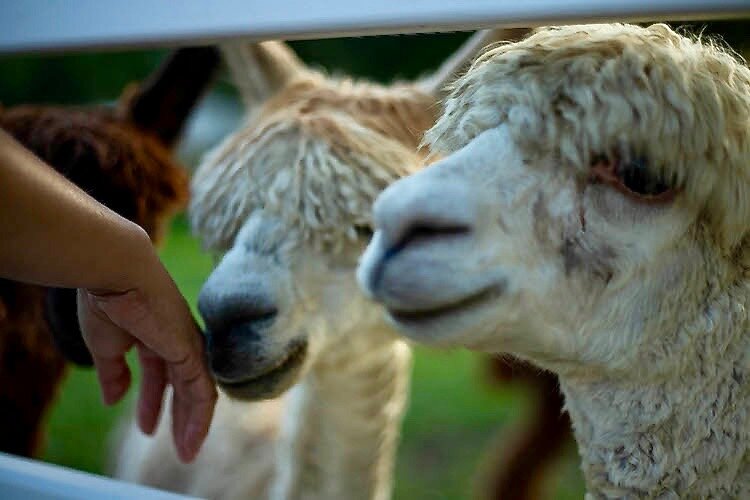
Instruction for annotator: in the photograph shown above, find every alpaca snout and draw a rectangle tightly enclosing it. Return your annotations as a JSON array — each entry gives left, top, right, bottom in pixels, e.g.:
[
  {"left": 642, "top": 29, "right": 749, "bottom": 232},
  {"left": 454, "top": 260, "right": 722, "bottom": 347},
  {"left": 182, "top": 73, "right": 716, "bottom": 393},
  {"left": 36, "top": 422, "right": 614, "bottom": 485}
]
[
  {"left": 358, "top": 176, "right": 491, "bottom": 314},
  {"left": 204, "top": 321, "right": 267, "bottom": 382},
  {"left": 199, "top": 313, "right": 279, "bottom": 379},
  {"left": 203, "top": 320, "right": 308, "bottom": 402},
  {"left": 198, "top": 278, "right": 281, "bottom": 381},
  {"left": 372, "top": 177, "right": 477, "bottom": 259},
  {"left": 361, "top": 178, "right": 475, "bottom": 300},
  {"left": 200, "top": 311, "right": 279, "bottom": 374},
  {"left": 198, "top": 280, "right": 278, "bottom": 338}
]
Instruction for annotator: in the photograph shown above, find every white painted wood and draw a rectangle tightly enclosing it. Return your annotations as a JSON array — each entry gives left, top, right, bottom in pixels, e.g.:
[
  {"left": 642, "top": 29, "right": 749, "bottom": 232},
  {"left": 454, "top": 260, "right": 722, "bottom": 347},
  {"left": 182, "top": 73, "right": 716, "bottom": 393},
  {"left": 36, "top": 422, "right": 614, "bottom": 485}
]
[
  {"left": 0, "top": 0, "right": 747, "bottom": 54},
  {"left": 0, "top": 452, "right": 199, "bottom": 499}
]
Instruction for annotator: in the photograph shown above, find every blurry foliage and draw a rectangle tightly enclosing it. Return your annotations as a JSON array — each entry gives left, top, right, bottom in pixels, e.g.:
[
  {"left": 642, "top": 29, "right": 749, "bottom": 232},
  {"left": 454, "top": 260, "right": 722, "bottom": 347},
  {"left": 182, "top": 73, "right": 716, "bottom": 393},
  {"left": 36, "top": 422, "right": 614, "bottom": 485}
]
[
  {"left": 288, "top": 32, "right": 473, "bottom": 82},
  {"left": 0, "top": 50, "right": 165, "bottom": 106},
  {"left": 0, "top": 32, "right": 473, "bottom": 107},
  {"left": 0, "top": 19, "right": 745, "bottom": 108}
]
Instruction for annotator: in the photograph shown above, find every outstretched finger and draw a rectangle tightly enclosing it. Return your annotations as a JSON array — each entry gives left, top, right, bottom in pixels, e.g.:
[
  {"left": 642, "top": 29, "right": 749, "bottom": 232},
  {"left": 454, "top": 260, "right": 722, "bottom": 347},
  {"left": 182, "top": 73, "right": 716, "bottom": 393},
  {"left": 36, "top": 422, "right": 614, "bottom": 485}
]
[
  {"left": 169, "top": 352, "right": 216, "bottom": 463},
  {"left": 92, "top": 354, "right": 132, "bottom": 405},
  {"left": 78, "top": 289, "right": 137, "bottom": 405},
  {"left": 136, "top": 344, "right": 167, "bottom": 435}
]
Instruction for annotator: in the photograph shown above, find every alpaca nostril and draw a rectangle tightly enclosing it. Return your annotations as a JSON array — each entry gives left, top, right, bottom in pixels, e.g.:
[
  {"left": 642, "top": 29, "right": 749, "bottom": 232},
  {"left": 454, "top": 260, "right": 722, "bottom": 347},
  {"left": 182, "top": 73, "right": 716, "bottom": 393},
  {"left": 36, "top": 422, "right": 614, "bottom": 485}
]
[
  {"left": 244, "top": 308, "right": 278, "bottom": 326},
  {"left": 403, "top": 224, "right": 472, "bottom": 243},
  {"left": 199, "top": 295, "right": 278, "bottom": 336},
  {"left": 386, "top": 223, "right": 472, "bottom": 259},
  {"left": 224, "top": 307, "right": 278, "bottom": 332},
  {"left": 367, "top": 222, "right": 472, "bottom": 294},
  {"left": 204, "top": 315, "right": 273, "bottom": 362},
  {"left": 198, "top": 278, "right": 279, "bottom": 330}
]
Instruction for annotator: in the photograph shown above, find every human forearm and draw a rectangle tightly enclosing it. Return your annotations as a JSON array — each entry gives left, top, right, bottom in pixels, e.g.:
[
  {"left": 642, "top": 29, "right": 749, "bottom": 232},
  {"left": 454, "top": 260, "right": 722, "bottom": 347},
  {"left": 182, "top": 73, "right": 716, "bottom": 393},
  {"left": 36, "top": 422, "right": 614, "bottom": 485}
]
[
  {"left": 0, "top": 129, "right": 157, "bottom": 290},
  {"left": 0, "top": 129, "right": 215, "bottom": 462}
]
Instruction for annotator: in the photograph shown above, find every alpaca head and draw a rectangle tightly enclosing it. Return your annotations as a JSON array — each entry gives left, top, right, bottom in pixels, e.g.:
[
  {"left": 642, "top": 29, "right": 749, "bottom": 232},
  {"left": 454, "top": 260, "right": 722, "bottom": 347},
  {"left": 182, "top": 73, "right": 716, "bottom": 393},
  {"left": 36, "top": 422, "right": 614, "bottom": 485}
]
[
  {"left": 358, "top": 24, "right": 750, "bottom": 376},
  {"left": 0, "top": 47, "right": 220, "bottom": 366},
  {"left": 190, "top": 33, "right": 513, "bottom": 399}
]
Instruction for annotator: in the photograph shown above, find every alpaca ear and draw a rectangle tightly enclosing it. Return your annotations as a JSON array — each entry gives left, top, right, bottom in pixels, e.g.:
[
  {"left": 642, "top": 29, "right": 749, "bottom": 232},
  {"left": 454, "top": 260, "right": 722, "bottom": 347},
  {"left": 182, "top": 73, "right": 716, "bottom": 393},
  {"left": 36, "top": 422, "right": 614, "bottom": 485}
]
[
  {"left": 419, "top": 27, "right": 531, "bottom": 98},
  {"left": 120, "top": 46, "right": 222, "bottom": 148},
  {"left": 220, "top": 40, "right": 306, "bottom": 112}
]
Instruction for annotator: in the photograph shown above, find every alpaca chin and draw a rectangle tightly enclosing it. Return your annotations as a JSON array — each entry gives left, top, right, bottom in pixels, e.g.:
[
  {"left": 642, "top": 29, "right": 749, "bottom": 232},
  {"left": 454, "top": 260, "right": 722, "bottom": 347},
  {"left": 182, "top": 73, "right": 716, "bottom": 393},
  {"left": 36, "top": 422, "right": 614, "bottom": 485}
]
[{"left": 216, "top": 340, "right": 308, "bottom": 401}]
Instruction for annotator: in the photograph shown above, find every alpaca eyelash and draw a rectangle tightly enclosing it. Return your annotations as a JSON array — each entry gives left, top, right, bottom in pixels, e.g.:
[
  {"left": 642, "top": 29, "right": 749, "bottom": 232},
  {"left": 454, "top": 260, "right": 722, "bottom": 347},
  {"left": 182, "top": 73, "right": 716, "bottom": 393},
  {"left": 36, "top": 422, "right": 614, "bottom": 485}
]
[
  {"left": 617, "top": 157, "right": 670, "bottom": 197},
  {"left": 589, "top": 154, "right": 674, "bottom": 202}
]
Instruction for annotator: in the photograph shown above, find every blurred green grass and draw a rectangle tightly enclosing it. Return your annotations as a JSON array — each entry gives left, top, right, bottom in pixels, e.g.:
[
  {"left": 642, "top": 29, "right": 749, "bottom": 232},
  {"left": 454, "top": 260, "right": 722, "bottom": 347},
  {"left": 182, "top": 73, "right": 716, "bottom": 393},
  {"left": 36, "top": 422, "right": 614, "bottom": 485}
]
[{"left": 41, "top": 216, "right": 584, "bottom": 499}]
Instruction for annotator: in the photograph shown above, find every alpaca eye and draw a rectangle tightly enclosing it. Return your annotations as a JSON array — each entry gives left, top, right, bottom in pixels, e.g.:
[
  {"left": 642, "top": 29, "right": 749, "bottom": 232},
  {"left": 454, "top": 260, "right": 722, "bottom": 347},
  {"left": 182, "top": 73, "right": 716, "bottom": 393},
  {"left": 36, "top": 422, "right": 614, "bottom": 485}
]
[
  {"left": 354, "top": 225, "right": 374, "bottom": 240},
  {"left": 590, "top": 155, "right": 674, "bottom": 202},
  {"left": 617, "top": 157, "right": 669, "bottom": 197}
]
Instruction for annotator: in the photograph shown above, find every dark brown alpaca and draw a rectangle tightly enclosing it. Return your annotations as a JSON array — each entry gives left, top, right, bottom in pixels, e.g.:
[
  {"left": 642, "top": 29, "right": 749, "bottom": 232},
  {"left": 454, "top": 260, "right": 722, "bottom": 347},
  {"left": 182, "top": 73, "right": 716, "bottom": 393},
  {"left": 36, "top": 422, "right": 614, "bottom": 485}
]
[{"left": 0, "top": 46, "right": 220, "bottom": 457}]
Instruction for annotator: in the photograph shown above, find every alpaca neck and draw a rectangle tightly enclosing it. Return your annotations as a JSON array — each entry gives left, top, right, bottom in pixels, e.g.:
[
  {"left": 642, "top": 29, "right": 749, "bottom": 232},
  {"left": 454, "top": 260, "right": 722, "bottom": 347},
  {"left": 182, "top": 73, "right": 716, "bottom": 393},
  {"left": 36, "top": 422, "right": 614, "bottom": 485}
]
[
  {"left": 271, "top": 333, "right": 411, "bottom": 500},
  {"left": 559, "top": 287, "right": 750, "bottom": 499}
]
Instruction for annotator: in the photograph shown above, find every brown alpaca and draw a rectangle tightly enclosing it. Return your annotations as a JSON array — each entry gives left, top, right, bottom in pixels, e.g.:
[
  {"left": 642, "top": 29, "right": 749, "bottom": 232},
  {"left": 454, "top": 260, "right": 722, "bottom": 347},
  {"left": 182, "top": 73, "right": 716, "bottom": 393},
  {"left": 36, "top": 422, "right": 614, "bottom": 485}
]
[{"left": 0, "top": 46, "right": 219, "bottom": 457}]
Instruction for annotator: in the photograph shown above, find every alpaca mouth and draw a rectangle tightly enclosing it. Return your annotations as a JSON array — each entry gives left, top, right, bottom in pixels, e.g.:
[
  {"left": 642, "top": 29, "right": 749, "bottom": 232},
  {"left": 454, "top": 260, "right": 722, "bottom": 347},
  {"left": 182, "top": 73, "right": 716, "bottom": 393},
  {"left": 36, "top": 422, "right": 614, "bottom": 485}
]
[
  {"left": 217, "top": 340, "right": 308, "bottom": 401},
  {"left": 386, "top": 283, "right": 505, "bottom": 327}
]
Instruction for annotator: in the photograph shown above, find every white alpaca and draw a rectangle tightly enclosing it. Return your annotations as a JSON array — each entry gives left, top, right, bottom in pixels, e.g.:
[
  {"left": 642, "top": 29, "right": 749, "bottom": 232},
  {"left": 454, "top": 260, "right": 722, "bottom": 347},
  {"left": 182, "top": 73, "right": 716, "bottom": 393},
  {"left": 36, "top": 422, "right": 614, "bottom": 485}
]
[
  {"left": 359, "top": 23, "right": 750, "bottom": 498},
  {"left": 115, "top": 32, "right": 513, "bottom": 499}
]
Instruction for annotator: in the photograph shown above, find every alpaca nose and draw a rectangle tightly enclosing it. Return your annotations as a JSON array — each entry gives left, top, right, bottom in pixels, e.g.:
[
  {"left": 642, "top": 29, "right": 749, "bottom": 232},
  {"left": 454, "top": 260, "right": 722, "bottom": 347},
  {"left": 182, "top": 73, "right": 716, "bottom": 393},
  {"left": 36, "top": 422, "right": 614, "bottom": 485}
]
[
  {"left": 197, "top": 282, "right": 279, "bottom": 379},
  {"left": 198, "top": 275, "right": 278, "bottom": 351},
  {"left": 373, "top": 178, "right": 476, "bottom": 258},
  {"left": 198, "top": 285, "right": 278, "bottom": 338},
  {"left": 198, "top": 287, "right": 278, "bottom": 331}
]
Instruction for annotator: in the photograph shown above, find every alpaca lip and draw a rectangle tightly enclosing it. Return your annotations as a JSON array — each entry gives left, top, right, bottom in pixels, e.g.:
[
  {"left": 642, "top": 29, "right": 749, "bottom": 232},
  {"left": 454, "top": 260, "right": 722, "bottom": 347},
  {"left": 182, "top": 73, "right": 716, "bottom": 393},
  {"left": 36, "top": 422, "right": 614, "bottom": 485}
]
[
  {"left": 386, "top": 283, "right": 505, "bottom": 325},
  {"left": 217, "top": 340, "right": 308, "bottom": 401}
]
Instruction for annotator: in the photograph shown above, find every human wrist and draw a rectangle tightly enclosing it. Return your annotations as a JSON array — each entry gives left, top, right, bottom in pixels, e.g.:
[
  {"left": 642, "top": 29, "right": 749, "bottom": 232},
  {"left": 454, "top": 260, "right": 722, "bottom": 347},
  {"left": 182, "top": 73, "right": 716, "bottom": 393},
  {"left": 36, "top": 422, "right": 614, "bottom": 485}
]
[{"left": 88, "top": 219, "right": 162, "bottom": 294}]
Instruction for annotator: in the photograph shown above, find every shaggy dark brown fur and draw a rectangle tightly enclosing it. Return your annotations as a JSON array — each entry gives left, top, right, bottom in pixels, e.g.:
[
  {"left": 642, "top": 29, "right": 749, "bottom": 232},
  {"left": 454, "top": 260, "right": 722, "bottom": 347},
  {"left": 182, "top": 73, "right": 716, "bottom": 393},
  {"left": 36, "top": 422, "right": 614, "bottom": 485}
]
[
  {"left": 0, "top": 281, "right": 65, "bottom": 456},
  {"left": 479, "top": 358, "right": 573, "bottom": 500},
  {"left": 0, "top": 105, "right": 188, "bottom": 240},
  {"left": 0, "top": 46, "right": 219, "bottom": 457}
]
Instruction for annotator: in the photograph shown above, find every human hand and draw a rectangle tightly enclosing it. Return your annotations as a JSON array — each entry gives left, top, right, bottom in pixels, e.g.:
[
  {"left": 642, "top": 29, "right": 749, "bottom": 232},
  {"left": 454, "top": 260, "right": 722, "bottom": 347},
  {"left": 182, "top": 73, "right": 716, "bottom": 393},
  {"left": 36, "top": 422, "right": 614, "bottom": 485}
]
[
  {"left": 0, "top": 131, "right": 217, "bottom": 462},
  {"left": 77, "top": 254, "right": 216, "bottom": 463}
]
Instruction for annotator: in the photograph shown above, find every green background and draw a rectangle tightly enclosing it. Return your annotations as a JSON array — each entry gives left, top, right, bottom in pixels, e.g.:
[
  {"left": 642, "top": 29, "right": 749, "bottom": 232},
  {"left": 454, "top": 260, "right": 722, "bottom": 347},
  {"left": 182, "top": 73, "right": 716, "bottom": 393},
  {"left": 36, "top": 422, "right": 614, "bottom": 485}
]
[{"left": 2, "top": 19, "right": 747, "bottom": 499}]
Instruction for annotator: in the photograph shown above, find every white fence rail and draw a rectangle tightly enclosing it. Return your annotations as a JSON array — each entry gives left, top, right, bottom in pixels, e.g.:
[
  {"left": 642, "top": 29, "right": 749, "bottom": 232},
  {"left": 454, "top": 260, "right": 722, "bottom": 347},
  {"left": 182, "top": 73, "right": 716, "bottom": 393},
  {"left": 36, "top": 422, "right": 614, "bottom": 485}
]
[
  {"left": 0, "top": 0, "right": 748, "bottom": 54},
  {"left": 0, "top": 452, "right": 198, "bottom": 500}
]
